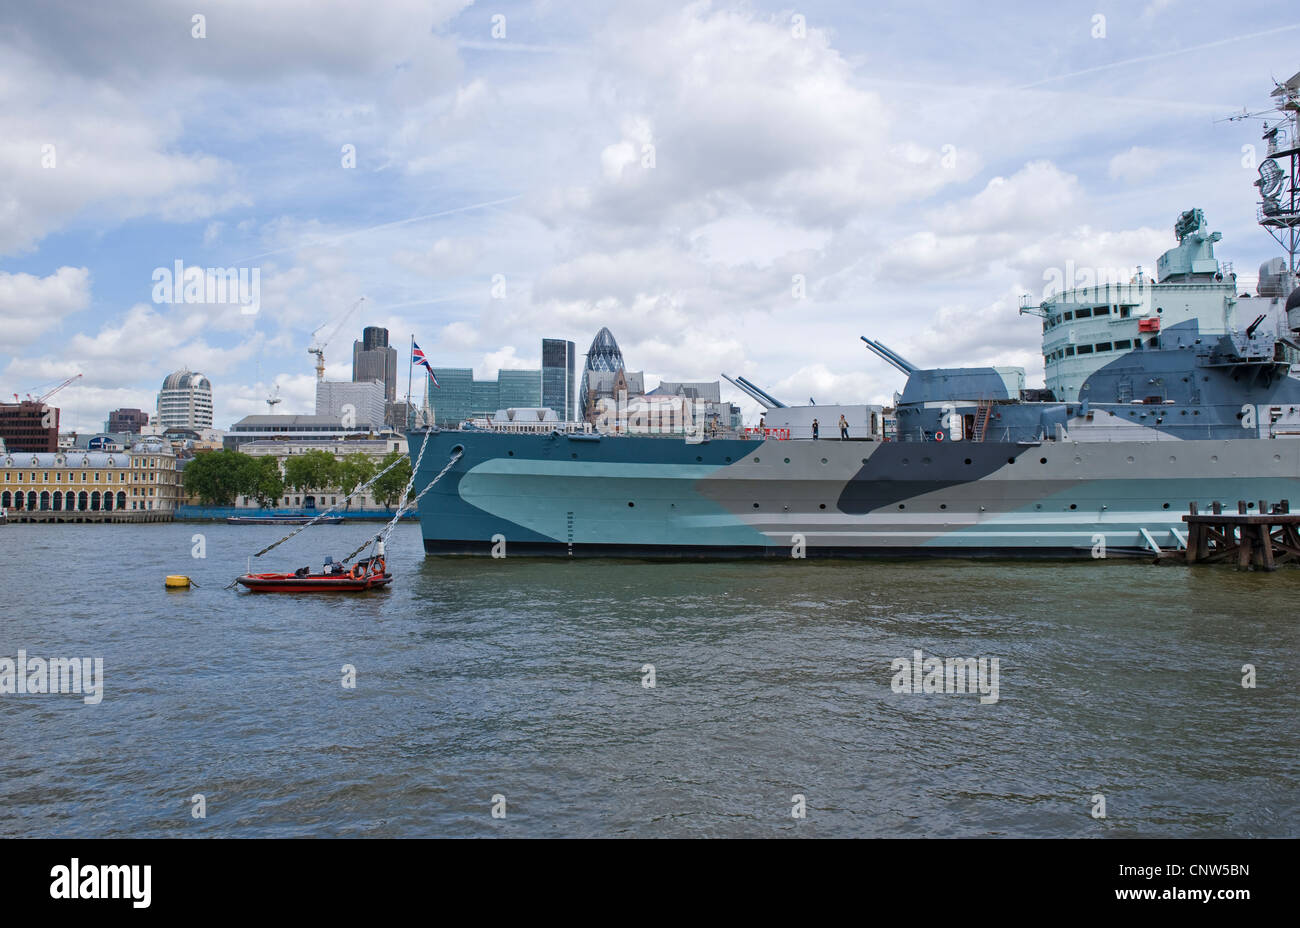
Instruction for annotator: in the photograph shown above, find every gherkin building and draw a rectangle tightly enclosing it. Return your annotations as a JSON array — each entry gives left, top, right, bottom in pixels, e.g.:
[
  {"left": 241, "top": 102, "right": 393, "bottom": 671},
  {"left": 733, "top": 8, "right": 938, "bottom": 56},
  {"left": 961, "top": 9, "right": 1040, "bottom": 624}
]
[{"left": 580, "top": 327, "right": 626, "bottom": 419}]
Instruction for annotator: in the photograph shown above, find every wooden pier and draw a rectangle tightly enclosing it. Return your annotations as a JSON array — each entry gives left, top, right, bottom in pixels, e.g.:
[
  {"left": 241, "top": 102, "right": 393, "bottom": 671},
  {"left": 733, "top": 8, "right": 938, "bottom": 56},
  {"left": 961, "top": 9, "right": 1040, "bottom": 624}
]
[{"left": 1183, "top": 500, "right": 1300, "bottom": 570}]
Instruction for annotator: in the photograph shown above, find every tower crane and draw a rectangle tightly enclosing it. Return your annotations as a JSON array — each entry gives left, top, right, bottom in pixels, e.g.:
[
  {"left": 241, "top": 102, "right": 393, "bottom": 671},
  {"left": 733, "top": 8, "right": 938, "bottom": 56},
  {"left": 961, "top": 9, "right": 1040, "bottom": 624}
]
[
  {"left": 13, "top": 372, "right": 83, "bottom": 404},
  {"left": 307, "top": 297, "right": 366, "bottom": 380}
]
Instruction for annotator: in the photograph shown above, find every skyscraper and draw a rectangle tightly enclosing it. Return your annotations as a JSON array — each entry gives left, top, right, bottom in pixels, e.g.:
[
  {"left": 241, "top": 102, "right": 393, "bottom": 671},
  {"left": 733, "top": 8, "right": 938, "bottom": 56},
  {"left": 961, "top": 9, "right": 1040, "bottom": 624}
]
[
  {"left": 541, "top": 338, "right": 576, "bottom": 421},
  {"left": 580, "top": 327, "right": 626, "bottom": 420},
  {"left": 353, "top": 326, "right": 398, "bottom": 402}
]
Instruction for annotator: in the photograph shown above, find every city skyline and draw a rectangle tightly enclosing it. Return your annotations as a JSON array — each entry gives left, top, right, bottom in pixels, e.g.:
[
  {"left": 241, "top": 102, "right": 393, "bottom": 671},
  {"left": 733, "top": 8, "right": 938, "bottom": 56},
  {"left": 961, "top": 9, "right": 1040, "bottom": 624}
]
[{"left": 2, "top": 2, "right": 1298, "bottom": 435}]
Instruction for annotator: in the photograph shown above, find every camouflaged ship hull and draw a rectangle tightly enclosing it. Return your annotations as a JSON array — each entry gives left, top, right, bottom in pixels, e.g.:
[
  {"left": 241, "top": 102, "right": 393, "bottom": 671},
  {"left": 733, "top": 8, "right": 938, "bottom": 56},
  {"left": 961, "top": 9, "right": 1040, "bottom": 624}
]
[{"left": 406, "top": 427, "right": 1300, "bottom": 558}]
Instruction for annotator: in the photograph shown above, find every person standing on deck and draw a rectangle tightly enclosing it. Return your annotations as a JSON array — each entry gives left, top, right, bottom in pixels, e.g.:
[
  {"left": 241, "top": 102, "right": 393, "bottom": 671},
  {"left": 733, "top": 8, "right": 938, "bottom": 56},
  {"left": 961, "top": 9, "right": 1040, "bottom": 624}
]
[
  {"left": 839, "top": 414, "right": 849, "bottom": 440},
  {"left": 811, "top": 418, "right": 819, "bottom": 440}
]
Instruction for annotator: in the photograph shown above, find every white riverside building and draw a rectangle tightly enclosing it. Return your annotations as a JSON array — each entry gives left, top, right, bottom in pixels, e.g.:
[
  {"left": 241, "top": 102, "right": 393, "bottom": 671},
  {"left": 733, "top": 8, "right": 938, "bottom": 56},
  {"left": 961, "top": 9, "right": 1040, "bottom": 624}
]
[
  {"left": 156, "top": 370, "right": 214, "bottom": 431},
  {"left": 223, "top": 414, "right": 398, "bottom": 449},
  {"left": 226, "top": 433, "right": 409, "bottom": 511}
]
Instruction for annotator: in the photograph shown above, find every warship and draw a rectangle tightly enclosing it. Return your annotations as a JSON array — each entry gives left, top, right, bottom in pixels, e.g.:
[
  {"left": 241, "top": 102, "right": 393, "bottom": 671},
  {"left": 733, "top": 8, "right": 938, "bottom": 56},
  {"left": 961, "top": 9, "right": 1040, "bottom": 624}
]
[{"left": 407, "top": 72, "right": 1300, "bottom": 559}]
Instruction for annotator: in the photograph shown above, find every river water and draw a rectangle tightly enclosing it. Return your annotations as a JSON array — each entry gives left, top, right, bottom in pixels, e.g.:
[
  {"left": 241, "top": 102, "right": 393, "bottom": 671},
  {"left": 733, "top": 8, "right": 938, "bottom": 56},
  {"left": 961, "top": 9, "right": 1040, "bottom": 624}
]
[{"left": 1, "top": 522, "right": 1296, "bottom": 837}]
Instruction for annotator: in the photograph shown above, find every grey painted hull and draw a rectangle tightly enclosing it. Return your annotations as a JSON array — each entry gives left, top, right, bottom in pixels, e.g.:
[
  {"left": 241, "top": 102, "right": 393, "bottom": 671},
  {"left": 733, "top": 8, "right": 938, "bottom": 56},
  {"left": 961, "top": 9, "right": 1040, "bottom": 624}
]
[{"left": 407, "top": 429, "right": 1300, "bottom": 558}]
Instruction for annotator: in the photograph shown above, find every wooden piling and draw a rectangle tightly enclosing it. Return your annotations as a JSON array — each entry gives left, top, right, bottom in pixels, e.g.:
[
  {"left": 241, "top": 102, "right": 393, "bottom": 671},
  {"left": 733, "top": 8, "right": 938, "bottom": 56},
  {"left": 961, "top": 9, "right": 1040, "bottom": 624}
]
[{"left": 1182, "top": 500, "right": 1299, "bottom": 570}]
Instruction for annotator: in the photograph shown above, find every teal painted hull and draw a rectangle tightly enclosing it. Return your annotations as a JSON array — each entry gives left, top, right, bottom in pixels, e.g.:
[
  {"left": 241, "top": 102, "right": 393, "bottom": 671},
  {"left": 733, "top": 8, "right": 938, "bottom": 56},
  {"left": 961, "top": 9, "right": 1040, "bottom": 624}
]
[{"left": 407, "top": 429, "right": 1300, "bottom": 558}]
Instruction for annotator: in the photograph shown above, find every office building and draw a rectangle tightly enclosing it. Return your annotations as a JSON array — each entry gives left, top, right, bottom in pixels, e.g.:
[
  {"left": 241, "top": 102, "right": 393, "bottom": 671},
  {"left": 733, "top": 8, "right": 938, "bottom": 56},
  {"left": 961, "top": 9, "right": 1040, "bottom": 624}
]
[
  {"left": 156, "top": 370, "right": 214, "bottom": 430},
  {"left": 541, "top": 338, "right": 576, "bottom": 422},
  {"left": 427, "top": 367, "right": 543, "bottom": 427},
  {"left": 353, "top": 326, "right": 398, "bottom": 402},
  {"left": 107, "top": 408, "right": 150, "bottom": 433},
  {"left": 0, "top": 401, "right": 59, "bottom": 453},
  {"left": 315, "top": 380, "right": 386, "bottom": 428}
]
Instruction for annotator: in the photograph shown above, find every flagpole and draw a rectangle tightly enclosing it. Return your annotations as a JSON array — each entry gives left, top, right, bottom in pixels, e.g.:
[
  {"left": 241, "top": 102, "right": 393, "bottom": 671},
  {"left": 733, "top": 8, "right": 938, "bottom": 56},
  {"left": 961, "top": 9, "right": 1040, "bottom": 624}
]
[{"left": 406, "top": 334, "right": 414, "bottom": 429}]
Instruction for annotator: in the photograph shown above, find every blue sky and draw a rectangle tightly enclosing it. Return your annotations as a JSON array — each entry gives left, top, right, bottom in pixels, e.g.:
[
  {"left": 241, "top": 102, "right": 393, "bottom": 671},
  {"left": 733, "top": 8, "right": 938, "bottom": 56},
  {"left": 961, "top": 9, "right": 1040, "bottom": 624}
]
[{"left": 1, "top": 0, "right": 1297, "bottom": 431}]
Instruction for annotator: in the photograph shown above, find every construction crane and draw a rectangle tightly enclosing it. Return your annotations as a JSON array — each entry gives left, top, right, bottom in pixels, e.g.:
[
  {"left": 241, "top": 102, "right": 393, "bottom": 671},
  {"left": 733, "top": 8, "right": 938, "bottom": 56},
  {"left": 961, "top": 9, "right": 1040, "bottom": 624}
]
[
  {"left": 12, "top": 373, "right": 83, "bottom": 404},
  {"left": 307, "top": 297, "right": 366, "bottom": 380}
]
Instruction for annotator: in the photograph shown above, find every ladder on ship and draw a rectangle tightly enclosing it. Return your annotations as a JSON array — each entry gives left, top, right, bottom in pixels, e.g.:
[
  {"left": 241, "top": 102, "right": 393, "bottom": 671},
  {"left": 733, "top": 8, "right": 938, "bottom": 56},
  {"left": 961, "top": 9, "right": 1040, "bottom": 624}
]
[{"left": 972, "top": 399, "right": 994, "bottom": 442}]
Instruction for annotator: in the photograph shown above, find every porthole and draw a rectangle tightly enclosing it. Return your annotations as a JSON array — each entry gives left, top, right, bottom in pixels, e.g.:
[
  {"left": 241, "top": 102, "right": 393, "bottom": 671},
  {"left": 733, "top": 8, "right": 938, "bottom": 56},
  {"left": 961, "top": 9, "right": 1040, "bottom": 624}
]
[
  {"left": 753, "top": 457, "right": 760, "bottom": 463},
  {"left": 901, "top": 458, "right": 910, "bottom": 466},
  {"left": 696, "top": 456, "right": 703, "bottom": 462},
  {"left": 1039, "top": 457, "right": 1047, "bottom": 464},
  {"left": 1275, "top": 454, "right": 1282, "bottom": 463},
  {"left": 1007, "top": 457, "right": 1015, "bottom": 464},
  {"left": 819, "top": 503, "right": 826, "bottom": 510},
  {"left": 1169, "top": 455, "right": 1176, "bottom": 464},
  {"left": 861, "top": 458, "right": 868, "bottom": 464},
  {"left": 1069, "top": 503, "right": 1077, "bottom": 510},
  {"left": 507, "top": 450, "right": 515, "bottom": 456},
  {"left": 571, "top": 452, "right": 578, "bottom": 459},
  {"left": 724, "top": 456, "right": 732, "bottom": 463},
  {"left": 939, "top": 503, "right": 947, "bottom": 510},
  {"left": 784, "top": 457, "right": 791, "bottom": 464},
  {"left": 898, "top": 504, "right": 906, "bottom": 510},
  {"left": 1126, "top": 455, "right": 1135, "bottom": 463},
  {"left": 821, "top": 458, "right": 828, "bottom": 464},
  {"left": 627, "top": 501, "right": 635, "bottom": 508},
  {"left": 752, "top": 502, "right": 760, "bottom": 509},
  {"left": 1210, "top": 455, "right": 1218, "bottom": 463},
  {"left": 1162, "top": 503, "right": 1170, "bottom": 510},
  {"left": 964, "top": 458, "right": 972, "bottom": 465}
]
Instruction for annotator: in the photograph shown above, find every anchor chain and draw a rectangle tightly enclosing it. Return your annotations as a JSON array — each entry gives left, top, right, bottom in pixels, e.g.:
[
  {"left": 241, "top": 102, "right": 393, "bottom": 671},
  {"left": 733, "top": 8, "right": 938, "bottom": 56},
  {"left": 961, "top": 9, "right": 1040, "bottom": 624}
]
[
  {"left": 340, "top": 447, "right": 462, "bottom": 564},
  {"left": 250, "top": 432, "right": 429, "bottom": 559}
]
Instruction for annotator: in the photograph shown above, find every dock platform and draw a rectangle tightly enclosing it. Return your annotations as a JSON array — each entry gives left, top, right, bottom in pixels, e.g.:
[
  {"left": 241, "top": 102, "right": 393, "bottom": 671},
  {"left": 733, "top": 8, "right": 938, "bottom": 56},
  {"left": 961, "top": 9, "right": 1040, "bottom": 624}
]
[{"left": 1183, "top": 500, "right": 1300, "bottom": 570}]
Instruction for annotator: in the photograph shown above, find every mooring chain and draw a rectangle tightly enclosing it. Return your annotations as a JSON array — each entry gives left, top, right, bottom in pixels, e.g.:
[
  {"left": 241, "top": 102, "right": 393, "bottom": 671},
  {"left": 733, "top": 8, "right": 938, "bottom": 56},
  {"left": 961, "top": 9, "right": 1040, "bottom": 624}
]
[
  {"left": 341, "top": 449, "right": 462, "bottom": 565},
  {"left": 251, "top": 441, "right": 420, "bottom": 559}
]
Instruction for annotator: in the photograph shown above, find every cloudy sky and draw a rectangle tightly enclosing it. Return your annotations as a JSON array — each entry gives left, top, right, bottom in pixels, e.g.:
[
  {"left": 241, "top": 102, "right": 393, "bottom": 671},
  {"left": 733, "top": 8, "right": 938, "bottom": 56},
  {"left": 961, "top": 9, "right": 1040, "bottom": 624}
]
[{"left": 1, "top": 0, "right": 1297, "bottom": 431}]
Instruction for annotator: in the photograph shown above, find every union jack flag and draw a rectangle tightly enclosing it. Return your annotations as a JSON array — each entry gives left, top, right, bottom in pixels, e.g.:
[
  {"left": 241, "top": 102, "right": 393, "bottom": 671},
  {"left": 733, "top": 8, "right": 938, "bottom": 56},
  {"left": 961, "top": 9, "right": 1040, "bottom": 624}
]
[{"left": 412, "top": 341, "right": 439, "bottom": 387}]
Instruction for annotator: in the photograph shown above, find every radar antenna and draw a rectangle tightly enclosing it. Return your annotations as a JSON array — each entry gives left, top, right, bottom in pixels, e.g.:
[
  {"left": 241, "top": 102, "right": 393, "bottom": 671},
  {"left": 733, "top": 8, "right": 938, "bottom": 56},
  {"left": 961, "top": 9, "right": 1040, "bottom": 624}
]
[{"left": 1225, "top": 71, "right": 1300, "bottom": 282}]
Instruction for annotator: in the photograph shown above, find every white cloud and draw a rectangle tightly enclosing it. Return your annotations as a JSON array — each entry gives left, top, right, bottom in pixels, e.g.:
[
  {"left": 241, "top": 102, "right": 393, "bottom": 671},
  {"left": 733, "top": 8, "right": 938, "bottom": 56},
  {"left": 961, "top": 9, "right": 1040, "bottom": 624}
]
[
  {"left": 537, "top": 4, "right": 978, "bottom": 233},
  {"left": 1107, "top": 146, "right": 1169, "bottom": 184},
  {"left": 0, "top": 267, "right": 91, "bottom": 347}
]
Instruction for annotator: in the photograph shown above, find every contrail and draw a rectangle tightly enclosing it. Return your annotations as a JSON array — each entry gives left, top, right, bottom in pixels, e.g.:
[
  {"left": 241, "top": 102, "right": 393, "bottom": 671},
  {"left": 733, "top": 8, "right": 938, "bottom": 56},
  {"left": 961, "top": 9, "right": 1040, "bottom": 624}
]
[
  {"left": 235, "top": 195, "right": 523, "bottom": 263},
  {"left": 1015, "top": 23, "right": 1300, "bottom": 90},
  {"left": 456, "top": 39, "right": 583, "bottom": 54}
]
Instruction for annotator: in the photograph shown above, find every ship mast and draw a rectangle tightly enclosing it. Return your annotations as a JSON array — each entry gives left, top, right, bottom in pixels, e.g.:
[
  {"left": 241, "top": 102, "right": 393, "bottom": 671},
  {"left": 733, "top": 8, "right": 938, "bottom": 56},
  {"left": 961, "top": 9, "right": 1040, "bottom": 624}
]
[{"left": 1254, "top": 71, "right": 1300, "bottom": 283}]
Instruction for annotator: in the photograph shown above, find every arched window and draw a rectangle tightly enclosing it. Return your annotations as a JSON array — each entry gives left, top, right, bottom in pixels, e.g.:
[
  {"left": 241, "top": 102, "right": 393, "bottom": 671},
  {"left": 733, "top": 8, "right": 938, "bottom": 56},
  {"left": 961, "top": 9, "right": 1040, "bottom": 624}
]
[
  {"left": 116, "top": 491, "right": 126, "bottom": 509},
  {"left": 52, "top": 492, "right": 62, "bottom": 511},
  {"left": 91, "top": 491, "right": 101, "bottom": 511},
  {"left": 39, "top": 491, "right": 50, "bottom": 510},
  {"left": 26, "top": 491, "right": 36, "bottom": 510},
  {"left": 103, "top": 492, "right": 113, "bottom": 511},
  {"left": 1, "top": 491, "right": 9, "bottom": 508},
  {"left": 79, "top": 491, "right": 88, "bottom": 511}
]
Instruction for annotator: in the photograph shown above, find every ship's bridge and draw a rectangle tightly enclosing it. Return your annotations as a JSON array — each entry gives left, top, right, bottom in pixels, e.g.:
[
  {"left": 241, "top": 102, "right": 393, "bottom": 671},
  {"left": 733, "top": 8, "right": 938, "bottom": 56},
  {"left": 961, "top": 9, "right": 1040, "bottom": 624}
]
[{"left": 1025, "top": 209, "right": 1242, "bottom": 402}]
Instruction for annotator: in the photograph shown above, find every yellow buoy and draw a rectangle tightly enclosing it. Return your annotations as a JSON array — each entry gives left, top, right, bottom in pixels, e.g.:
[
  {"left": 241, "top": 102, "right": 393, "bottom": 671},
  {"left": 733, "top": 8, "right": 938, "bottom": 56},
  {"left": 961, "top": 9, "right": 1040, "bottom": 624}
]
[{"left": 164, "top": 575, "right": 191, "bottom": 589}]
